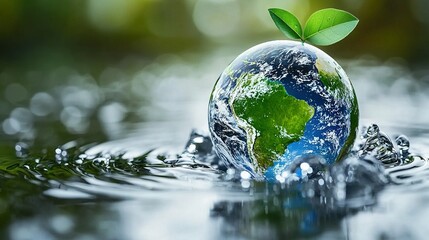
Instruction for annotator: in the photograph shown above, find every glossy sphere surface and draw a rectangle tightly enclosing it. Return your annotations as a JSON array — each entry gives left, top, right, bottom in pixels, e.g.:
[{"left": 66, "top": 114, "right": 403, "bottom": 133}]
[{"left": 208, "top": 40, "right": 359, "bottom": 179}]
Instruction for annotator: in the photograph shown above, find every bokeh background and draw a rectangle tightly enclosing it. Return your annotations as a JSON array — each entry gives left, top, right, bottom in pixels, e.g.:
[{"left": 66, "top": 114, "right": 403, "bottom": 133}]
[
  {"left": 1, "top": 0, "right": 429, "bottom": 148},
  {"left": 2, "top": 0, "right": 429, "bottom": 65}
]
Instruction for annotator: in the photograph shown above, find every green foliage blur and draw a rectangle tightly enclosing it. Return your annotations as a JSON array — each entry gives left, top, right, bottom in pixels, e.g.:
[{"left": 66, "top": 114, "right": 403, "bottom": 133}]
[{"left": 0, "top": 0, "right": 428, "bottom": 67}]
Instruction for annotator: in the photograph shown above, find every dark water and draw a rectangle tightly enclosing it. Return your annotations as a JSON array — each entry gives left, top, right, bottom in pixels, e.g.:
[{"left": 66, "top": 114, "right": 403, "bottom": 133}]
[{"left": 1, "top": 50, "right": 429, "bottom": 239}]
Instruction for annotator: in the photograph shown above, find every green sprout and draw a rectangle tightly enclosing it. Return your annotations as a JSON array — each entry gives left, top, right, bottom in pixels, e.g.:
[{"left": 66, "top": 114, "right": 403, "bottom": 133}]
[{"left": 269, "top": 8, "right": 359, "bottom": 46}]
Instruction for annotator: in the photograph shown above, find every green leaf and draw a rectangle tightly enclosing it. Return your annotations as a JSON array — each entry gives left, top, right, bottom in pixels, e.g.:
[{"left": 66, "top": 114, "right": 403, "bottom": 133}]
[
  {"left": 303, "top": 8, "right": 358, "bottom": 46},
  {"left": 268, "top": 8, "right": 303, "bottom": 40}
]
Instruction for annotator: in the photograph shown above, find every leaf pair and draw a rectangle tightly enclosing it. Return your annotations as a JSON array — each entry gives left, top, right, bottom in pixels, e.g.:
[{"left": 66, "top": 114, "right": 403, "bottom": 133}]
[{"left": 269, "top": 8, "right": 359, "bottom": 46}]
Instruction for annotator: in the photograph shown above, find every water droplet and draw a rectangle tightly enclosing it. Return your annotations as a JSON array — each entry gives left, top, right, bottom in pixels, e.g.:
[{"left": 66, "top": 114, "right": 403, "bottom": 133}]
[
  {"left": 93, "top": 157, "right": 110, "bottom": 165},
  {"left": 55, "top": 148, "right": 62, "bottom": 155},
  {"left": 55, "top": 148, "right": 69, "bottom": 162},
  {"left": 300, "top": 162, "right": 310, "bottom": 171},
  {"left": 241, "top": 180, "right": 250, "bottom": 189},
  {"left": 187, "top": 144, "right": 197, "bottom": 153},
  {"left": 307, "top": 189, "right": 315, "bottom": 198},
  {"left": 335, "top": 187, "right": 346, "bottom": 201},
  {"left": 15, "top": 142, "right": 29, "bottom": 158},
  {"left": 224, "top": 168, "right": 236, "bottom": 181},
  {"left": 396, "top": 135, "right": 410, "bottom": 158},
  {"left": 240, "top": 171, "right": 251, "bottom": 180},
  {"left": 192, "top": 137, "right": 205, "bottom": 144},
  {"left": 366, "top": 124, "right": 379, "bottom": 137},
  {"left": 226, "top": 168, "right": 235, "bottom": 175},
  {"left": 286, "top": 155, "right": 326, "bottom": 181},
  {"left": 183, "top": 130, "right": 213, "bottom": 156},
  {"left": 359, "top": 124, "right": 400, "bottom": 165}
]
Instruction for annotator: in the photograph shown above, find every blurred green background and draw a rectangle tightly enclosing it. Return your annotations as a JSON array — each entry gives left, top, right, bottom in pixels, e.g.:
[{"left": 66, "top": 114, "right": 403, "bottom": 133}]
[
  {"left": 1, "top": 0, "right": 429, "bottom": 70},
  {"left": 1, "top": 0, "right": 429, "bottom": 146}
]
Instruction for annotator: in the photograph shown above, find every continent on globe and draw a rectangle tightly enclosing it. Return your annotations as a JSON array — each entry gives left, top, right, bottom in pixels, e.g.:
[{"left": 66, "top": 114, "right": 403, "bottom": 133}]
[
  {"left": 208, "top": 40, "right": 359, "bottom": 180},
  {"left": 231, "top": 74, "right": 314, "bottom": 171}
]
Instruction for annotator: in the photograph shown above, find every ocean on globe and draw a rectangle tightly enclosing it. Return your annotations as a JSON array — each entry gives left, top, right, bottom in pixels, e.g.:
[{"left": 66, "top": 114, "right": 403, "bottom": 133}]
[{"left": 208, "top": 40, "right": 359, "bottom": 180}]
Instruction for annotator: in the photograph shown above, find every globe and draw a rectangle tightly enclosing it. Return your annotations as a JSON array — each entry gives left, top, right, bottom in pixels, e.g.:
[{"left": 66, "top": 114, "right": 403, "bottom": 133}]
[{"left": 208, "top": 40, "right": 359, "bottom": 180}]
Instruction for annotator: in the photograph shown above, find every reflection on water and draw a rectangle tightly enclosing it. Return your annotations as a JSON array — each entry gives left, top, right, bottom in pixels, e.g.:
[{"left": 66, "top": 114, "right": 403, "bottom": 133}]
[{"left": 1, "top": 51, "right": 429, "bottom": 239}]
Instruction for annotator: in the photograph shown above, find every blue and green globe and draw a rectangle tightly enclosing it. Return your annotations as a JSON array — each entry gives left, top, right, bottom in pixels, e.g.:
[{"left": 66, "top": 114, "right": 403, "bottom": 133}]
[{"left": 208, "top": 40, "right": 359, "bottom": 180}]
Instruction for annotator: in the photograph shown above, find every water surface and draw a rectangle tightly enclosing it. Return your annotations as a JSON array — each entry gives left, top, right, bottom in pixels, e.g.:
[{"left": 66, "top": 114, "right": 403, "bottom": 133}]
[{"left": 1, "top": 50, "right": 429, "bottom": 239}]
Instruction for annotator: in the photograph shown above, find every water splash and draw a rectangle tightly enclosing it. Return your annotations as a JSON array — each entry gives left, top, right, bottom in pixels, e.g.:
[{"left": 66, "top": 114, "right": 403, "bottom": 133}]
[
  {"left": 4, "top": 124, "right": 428, "bottom": 204},
  {"left": 359, "top": 124, "right": 400, "bottom": 166},
  {"left": 3, "top": 123, "right": 429, "bottom": 239},
  {"left": 356, "top": 124, "right": 429, "bottom": 187}
]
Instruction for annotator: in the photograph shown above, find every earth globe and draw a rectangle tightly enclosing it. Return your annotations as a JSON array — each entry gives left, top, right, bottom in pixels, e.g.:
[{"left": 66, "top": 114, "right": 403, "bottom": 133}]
[{"left": 208, "top": 40, "right": 359, "bottom": 180}]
